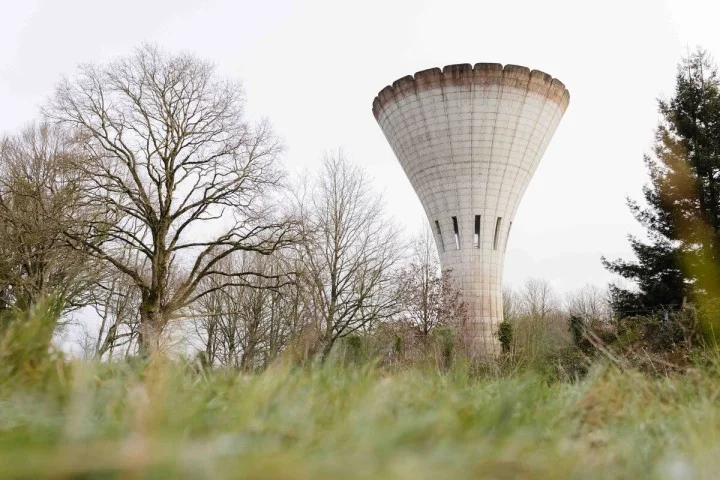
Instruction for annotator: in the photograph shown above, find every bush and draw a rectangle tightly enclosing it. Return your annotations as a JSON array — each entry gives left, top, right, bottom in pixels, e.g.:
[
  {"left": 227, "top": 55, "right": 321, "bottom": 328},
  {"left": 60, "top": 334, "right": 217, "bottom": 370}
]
[
  {"left": 508, "top": 312, "right": 573, "bottom": 370},
  {"left": 598, "top": 309, "right": 701, "bottom": 373},
  {"left": 497, "top": 321, "right": 513, "bottom": 354},
  {"left": 0, "top": 298, "right": 67, "bottom": 389},
  {"left": 338, "top": 334, "right": 368, "bottom": 366},
  {"left": 543, "top": 346, "right": 590, "bottom": 382},
  {"left": 618, "top": 310, "right": 699, "bottom": 353},
  {"left": 432, "top": 325, "right": 456, "bottom": 369},
  {"left": 569, "top": 315, "right": 584, "bottom": 347}
]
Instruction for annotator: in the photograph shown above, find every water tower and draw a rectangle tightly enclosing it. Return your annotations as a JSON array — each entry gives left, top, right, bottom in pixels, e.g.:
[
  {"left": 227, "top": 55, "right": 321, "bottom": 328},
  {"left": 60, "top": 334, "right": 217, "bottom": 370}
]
[{"left": 373, "top": 63, "right": 569, "bottom": 356}]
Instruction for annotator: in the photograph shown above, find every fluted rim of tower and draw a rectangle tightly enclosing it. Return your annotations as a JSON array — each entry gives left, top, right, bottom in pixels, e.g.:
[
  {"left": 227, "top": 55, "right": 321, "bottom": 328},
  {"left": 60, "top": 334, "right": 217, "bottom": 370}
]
[{"left": 372, "top": 63, "right": 570, "bottom": 120}]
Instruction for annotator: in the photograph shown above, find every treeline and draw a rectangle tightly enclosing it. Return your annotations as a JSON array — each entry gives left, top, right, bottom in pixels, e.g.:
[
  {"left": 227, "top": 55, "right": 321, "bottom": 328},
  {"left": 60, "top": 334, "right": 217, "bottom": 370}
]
[
  {"left": 3, "top": 44, "right": 720, "bottom": 373},
  {"left": 0, "top": 45, "right": 472, "bottom": 367}
]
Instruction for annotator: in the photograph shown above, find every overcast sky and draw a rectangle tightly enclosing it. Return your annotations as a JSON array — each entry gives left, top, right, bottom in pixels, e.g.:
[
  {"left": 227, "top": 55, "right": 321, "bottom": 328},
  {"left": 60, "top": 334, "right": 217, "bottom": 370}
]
[{"left": 2, "top": 0, "right": 719, "bottom": 295}]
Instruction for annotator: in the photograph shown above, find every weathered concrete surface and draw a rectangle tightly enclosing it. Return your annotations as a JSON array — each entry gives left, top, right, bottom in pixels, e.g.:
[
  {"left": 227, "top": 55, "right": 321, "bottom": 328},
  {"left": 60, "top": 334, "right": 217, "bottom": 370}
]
[{"left": 373, "top": 63, "right": 569, "bottom": 356}]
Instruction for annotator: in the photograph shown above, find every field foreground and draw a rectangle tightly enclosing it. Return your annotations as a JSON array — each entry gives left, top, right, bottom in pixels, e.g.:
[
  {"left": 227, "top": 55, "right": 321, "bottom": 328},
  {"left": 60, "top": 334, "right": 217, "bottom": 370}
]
[{"left": 1, "top": 359, "right": 719, "bottom": 479}]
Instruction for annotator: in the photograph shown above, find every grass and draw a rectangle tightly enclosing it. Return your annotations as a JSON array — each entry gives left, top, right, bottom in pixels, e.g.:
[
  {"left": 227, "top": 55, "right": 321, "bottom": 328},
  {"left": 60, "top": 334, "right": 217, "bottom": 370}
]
[
  {"left": 1, "top": 304, "right": 719, "bottom": 479},
  {"left": 1, "top": 356, "right": 720, "bottom": 479}
]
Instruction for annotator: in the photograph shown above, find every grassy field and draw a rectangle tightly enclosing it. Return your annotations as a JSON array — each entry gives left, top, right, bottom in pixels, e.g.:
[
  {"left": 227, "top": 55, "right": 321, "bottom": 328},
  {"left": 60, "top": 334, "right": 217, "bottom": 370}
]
[{"left": 1, "top": 353, "right": 719, "bottom": 479}]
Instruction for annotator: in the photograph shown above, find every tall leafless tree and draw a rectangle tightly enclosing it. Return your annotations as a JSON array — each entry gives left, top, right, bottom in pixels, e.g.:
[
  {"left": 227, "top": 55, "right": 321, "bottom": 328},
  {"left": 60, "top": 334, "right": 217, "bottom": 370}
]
[
  {"left": 0, "top": 122, "right": 95, "bottom": 318},
  {"left": 46, "top": 45, "right": 293, "bottom": 354},
  {"left": 295, "top": 152, "right": 403, "bottom": 360}
]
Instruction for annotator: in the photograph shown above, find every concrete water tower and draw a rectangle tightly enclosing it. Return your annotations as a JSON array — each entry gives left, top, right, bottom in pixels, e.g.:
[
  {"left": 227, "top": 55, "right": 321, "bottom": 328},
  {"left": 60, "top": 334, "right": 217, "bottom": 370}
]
[{"left": 373, "top": 63, "right": 569, "bottom": 356}]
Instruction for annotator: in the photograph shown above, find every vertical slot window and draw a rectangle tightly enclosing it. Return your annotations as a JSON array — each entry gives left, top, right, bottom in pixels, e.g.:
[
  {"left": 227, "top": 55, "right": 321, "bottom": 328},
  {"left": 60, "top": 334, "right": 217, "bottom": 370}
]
[
  {"left": 493, "top": 217, "right": 503, "bottom": 250},
  {"left": 474, "top": 215, "right": 481, "bottom": 249},
  {"left": 435, "top": 220, "right": 445, "bottom": 252},
  {"left": 452, "top": 216, "right": 460, "bottom": 250}
]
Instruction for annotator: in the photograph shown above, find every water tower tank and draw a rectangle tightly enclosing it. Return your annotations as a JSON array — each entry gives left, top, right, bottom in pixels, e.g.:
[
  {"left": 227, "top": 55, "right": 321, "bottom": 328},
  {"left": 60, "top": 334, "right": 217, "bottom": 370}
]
[{"left": 373, "top": 63, "right": 569, "bottom": 356}]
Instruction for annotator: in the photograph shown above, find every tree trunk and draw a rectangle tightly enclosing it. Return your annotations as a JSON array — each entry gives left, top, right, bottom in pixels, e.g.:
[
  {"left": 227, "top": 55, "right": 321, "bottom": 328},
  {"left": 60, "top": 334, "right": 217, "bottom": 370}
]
[
  {"left": 319, "top": 333, "right": 335, "bottom": 362},
  {"left": 138, "top": 306, "right": 164, "bottom": 357}
]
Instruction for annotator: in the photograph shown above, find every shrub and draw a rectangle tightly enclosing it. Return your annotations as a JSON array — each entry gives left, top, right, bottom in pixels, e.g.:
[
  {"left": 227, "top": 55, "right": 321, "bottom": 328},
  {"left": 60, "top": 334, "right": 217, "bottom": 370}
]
[
  {"left": 497, "top": 321, "right": 513, "bottom": 354},
  {"left": 0, "top": 298, "right": 67, "bottom": 389},
  {"left": 569, "top": 315, "right": 584, "bottom": 347},
  {"left": 339, "top": 334, "right": 367, "bottom": 366},
  {"left": 428, "top": 325, "right": 457, "bottom": 369}
]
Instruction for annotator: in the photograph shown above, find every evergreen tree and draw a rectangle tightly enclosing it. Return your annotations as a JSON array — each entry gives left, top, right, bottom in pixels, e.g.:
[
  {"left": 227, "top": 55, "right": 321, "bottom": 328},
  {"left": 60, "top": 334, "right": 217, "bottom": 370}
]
[{"left": 604, "top": 49, "right": 720, "bottom": 316}]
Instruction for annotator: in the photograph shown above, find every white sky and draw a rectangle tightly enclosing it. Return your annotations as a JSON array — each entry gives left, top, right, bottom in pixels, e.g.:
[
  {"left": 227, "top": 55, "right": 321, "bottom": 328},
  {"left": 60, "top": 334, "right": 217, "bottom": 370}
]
[{"left": 2, "top": 0, "right": 719, "bottom": 295}]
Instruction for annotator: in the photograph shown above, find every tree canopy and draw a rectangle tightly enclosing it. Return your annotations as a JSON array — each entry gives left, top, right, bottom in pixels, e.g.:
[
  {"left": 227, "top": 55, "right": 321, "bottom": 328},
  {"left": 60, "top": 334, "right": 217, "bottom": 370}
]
[{"left": 604, "top": 49, "right": 720, "bottom": 316}]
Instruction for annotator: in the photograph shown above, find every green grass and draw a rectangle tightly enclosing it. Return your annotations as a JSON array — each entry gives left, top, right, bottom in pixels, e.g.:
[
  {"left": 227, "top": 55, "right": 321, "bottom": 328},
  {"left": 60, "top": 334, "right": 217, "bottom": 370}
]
[
  {"left": 0, "top": 302, "right": 718, "bottom": 479},
  {"left": 1, "top": 357, "right": 720, "bottom": 479}
]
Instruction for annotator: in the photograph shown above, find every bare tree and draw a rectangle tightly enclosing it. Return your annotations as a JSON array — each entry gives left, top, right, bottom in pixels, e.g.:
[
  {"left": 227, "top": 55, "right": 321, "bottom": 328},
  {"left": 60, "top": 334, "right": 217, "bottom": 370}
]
[
  {"left": 296, "top": 152, "right": 403, "bottom": 360},
  {"left": 509, "top": 278, "right": 571, "bottom": 360},
  {"left": 46, "top": 45, "right": 293, "bottom": 354},
  {"left": 503, "top": 285, "right": 520, "bottom": 324},
  {"left": 92, "top": 274, "right": 142, "bottom": 359},
  {"left": 191, "top": 251, "right": 303, "bottom": 369},
  {"left": 565, "top": 284, "right": 613, "bottom": 324},
  {"left": 400, "top": 226, "right": 466, "bottom": 337},
  {"left": 520, "top": 278, "right": 558, "bottom": 320},
  {"left": 0, "top": 122, "right": 95, "bottom": 318}
]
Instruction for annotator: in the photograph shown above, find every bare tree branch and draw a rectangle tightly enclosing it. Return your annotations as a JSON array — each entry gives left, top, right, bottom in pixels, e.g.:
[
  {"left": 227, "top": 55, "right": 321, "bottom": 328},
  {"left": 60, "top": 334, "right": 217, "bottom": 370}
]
[{"left": 45, "top": 44, "right": 295, "bottom": 354}]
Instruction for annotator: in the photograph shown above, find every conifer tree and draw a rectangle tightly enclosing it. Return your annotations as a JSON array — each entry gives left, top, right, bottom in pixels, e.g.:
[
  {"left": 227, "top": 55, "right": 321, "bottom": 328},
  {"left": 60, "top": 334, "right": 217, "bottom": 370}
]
[{"left": 604, "top": 49, "right": 720, "bottom": 315}]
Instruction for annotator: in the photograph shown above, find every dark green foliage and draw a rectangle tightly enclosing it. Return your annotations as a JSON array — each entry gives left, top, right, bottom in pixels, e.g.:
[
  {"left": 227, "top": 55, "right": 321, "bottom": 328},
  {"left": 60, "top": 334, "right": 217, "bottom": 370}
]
[
  {"left": 341, "top": 334, "right": 365, "bottom": 365},
  {"left": 604, "top": 240, "right": 685, "bottom": 315},
  {"left": 569, "top": 315, "right": 585, "bottom": 347},
  {"left": 393, "top": 334, "right": 403, "bottom": 357},
  {"left": 497, "top": 320, "right": 513, "bottom": 354},
  {"left": 603, "top": 49, "right": 720, "bottom": 316}
]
